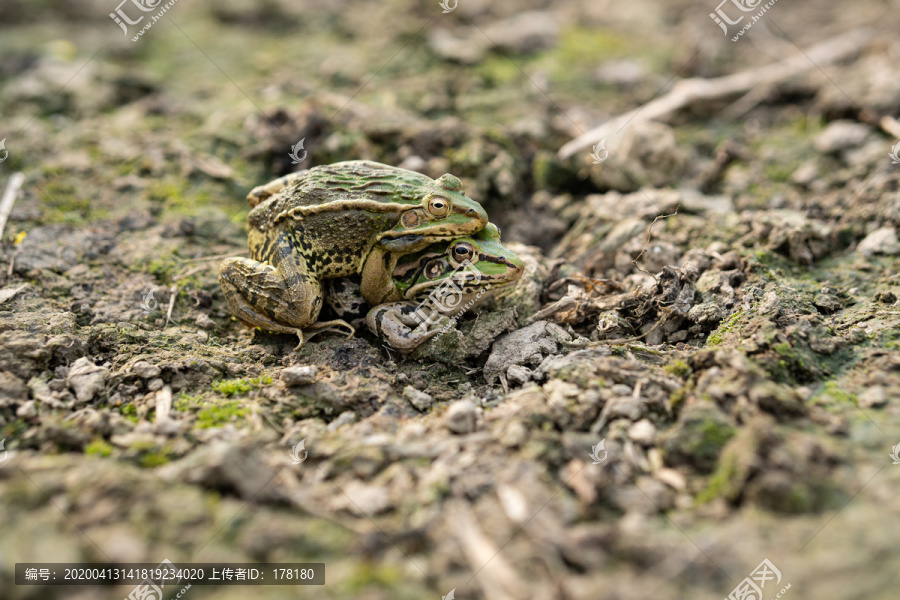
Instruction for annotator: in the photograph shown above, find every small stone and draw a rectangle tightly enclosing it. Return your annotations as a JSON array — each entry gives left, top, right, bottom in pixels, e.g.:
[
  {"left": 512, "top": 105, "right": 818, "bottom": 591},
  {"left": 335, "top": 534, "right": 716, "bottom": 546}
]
[
  {"left": 444, "top": 399, "right": 479, "bottom": 434},
  {"left": 757, "top": 290, "right": 779, "bottom": 314},
  {"left": 327, "top": 411, "right": 357, "bottom": 431},
  {"left": 146, "top": 378, "right": 164, "bottom": 392},
  {"left": 195, "top": 313, "right": 216, "bottom": 329},
  {"left": 628, "top": 419, "right": 657, "bottom": 445},
  {"left": 611, "top": 384, "right": 632, "bottom": 397},
  {"left": 654, "top": 468, "right": 686, "bottom": 491},
  {"left": 66, "top": 357, "right": 108, "bottom": 403},
  {"left": 858, "top": 386, "right": 887, "bottom": 409},
  {"left": 791, "top": 160, "right": 819, "bottom": 186},
  {"left": 874, "top": 291, "right": 897, "bottom": 304},
  {"left": 813, "top": 292, "right": 842, "bottom": 313},
  {"left": 281, "top": 365, "right": 319, "bottom": 386},
  {"left": 16, "top": 400, "right": 37, "bottom": 418},
  {"left": 499, "top": 420, "right": 528, "bottom": 447},
  {"left": 506, "top": 365, "right": 533, "bottom": 387},
  {"left": 814, "top": 120, "right": 871, "bottom": 154},
  {"left": 857, "top": 227, "right": 899, "bottom": 257},
  {"left": 403, "top": 386, "right": 434, "bottom": 411},
  {"left": 131, "top": 360, "right": 160, "bottom": 379}
]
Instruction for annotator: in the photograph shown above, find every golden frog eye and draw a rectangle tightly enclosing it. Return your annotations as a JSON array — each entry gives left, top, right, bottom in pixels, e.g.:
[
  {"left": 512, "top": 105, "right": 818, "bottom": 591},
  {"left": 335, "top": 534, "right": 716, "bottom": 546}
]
[
  {"left": 401, "top": 210, "right": 421, "bottom": 228},
  {"left": 451, "top": 242, "right": 474, "bottom": 264},
  {"left": 425, "top": 259, "right": 446, "bottom": 280},
  {"left": 427, "top": 196, "right": 450, "bottom": 218}
]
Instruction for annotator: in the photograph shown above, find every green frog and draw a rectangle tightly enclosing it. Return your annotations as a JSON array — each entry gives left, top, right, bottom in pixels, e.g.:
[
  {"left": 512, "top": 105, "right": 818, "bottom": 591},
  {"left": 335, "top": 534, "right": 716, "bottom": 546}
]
[
  {"left": 365, "top": 223, "right": 524, "bottom": 351},
  {"left": 219, "top": 161, "right": 489, "bottom": 346}
]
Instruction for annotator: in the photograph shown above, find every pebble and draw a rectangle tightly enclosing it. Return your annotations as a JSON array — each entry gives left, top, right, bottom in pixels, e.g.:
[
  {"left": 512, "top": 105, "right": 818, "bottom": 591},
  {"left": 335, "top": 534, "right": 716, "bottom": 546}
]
[
  {"left": 813, "top": 120, "right": 871, "bottom": 153},
  {"left": 327, "top": 411, "right": 357, "bottom": 431},
  {"left": 444, "top": 399, "right": 479, "bottom": 434},
  {"left": 403, "top": 386, "right": 434, "bottom": 411},
  {"left": 628, "top": 419, "right": 657, "bottom": 445},
  {"left": 858, "top": 386, "right": 887, "bottom": 409},
  {"left": 66, "top": 357, "right": 107, "bottom": 403},
  {"left": 131, "top": 361, "right": 161, "bottom": 379},
  {"left": 506, "top": 365, "right": 533, "bottom": 387},
  {"left": 281, "top": 365, "right": 319, "bottom": 386},
  {"left": 857, "top": 227, "right": 899, "bottom": 257},
  {"left": 16, "top": 400, "right": 37, "bottom": 418}
]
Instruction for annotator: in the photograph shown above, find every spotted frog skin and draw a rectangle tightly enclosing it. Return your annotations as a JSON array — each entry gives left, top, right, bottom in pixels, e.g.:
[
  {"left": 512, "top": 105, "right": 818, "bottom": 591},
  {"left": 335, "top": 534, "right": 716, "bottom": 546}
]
[
  {"left": 366, "top": 223, "right": 523, "bottom": 351},
  {"left": 219, "top": 161, "right": 489, "bottom": 346}
]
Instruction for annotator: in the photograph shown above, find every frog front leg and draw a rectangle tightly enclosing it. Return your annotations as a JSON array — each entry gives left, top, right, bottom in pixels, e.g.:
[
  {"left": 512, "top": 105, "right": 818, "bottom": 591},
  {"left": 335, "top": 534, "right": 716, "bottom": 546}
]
[
  {"left": 219, "top": 236, "right": 353, "bottom": 348},
  {"left": 366, "top": 301, "right": 451, "bottom": 352}
]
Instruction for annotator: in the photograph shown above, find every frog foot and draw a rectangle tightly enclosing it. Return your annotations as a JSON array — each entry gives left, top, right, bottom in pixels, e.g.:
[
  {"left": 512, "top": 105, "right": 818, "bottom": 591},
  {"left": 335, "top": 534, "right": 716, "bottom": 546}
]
[
  {"left": 294, "top": 319, "right": 356, "bottom": 350},
  {"left": 366, "top": 302, "right": 450, "bottom": 352}
]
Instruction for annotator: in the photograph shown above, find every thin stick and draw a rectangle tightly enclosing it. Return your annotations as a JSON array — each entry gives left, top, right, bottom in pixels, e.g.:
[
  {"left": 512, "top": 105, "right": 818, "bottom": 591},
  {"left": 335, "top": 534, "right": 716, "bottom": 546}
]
[
  {"left": 559, "top": 28, "right": 873, "bottom": 159},
  {"left": 878, "top": 116, "right": 900, "bottom": 139},
  {"left": 632, "top": 206, "right": 680, "bottom": 279},
  {"left": 165, "top": 284, "right": 177, "bottom": 328},
  {"left": 0, "top": 172, "right": 26, "bottom": 239}
]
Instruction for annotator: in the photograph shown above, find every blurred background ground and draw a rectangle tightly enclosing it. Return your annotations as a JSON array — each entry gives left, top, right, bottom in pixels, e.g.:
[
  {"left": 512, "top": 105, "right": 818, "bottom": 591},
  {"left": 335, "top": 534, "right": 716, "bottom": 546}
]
[{"left": 1, "top": 0, "right": 900, "bottom": 598}]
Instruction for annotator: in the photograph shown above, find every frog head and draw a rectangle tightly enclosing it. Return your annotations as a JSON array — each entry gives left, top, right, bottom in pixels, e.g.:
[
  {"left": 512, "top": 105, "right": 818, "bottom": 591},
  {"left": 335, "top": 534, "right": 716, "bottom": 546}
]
[
  {"left": 376, "top": 168, "right": 489, "bottom": 252},
  {"left": 390, "top": 223, "right": 524, "bottom": 315}
]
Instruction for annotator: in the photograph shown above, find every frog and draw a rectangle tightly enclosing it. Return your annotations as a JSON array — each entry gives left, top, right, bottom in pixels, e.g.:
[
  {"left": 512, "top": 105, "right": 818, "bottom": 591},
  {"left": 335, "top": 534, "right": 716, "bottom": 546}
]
[
  {"left": 219, "top": 160, "right": 489, "bottom": 347},
  {"left": 365, "top": 223, "right": 524, "bottom": 351}
]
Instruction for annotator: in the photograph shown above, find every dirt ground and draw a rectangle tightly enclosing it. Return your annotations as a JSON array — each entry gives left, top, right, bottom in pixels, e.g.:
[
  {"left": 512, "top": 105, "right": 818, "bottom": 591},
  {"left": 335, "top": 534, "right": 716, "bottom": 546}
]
[{"left": 1, "top": 0, "right": 900, "bottom": 598}]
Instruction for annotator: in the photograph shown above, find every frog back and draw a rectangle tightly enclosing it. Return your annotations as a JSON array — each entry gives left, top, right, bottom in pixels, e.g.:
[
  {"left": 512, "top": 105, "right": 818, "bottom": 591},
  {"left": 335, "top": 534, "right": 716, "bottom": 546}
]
[{"left": 247, "top": 161, "right": 434, "bottom": 232}]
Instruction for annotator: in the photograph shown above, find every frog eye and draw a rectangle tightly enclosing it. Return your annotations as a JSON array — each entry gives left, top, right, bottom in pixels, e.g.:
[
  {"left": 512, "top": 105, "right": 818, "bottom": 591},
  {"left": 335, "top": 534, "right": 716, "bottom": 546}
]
[
  {"left": 424, "top": 259, "right": 446, "bottom": 280},
  {"left": 401, "top": 210, "right": 421, "bottom": 228},
  {"left": 451, "top": 242, "right": 475, "bottom": 263},
  {"left": 427, "top": 196, "right": 450, "bottom": 218}
]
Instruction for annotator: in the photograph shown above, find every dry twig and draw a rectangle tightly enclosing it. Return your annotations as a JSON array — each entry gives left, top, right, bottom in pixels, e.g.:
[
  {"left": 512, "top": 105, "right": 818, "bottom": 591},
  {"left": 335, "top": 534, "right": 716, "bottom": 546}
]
[{"left": 558, "top": 28, "right": 874, "bottom": 159}]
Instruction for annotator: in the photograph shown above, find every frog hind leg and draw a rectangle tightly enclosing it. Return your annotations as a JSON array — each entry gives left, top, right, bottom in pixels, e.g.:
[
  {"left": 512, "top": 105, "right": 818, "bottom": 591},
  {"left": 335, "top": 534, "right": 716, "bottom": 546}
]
[{"left": 219, "top": 239, "right": 353, "bottom": 348}]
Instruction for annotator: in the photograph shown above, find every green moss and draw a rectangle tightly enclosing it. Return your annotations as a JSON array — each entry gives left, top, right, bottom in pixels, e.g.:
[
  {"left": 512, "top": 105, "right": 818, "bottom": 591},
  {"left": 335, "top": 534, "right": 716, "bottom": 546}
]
[
  {"left": 474, "top": 54, "right": 522, "bottom": 86},
  {"left": 119, "top": 403, "right": 139, "bottom": 423},
  {"left": 342, "top": 562, "right": 402, "bottom": 593},
  {"left": 811, "top": 381, "right": 858, "bottom": 407},
  {"left": 669, "top": 388, "right": 687, "bottom": 413},
  {"left": 706, "top": 309, "right": 745, "bottom": 347},
  {"left": 197, "top": 400, "right": 248, "bottom": 429},
  {"left": 139, "top": 451, "right": 173, "bottom": 468},
  {"left": 664, "top": 360, "right": 691, "bottom": 378},
  {"left": 212, "top": 375, "right": 273, "bottom": 397},
  {"left": 696, "top": 451, "right": 741, "bottom": 504},
  {"left": 85, "top": 438, "right": 113, "bottom": 457},
  {"left": 147, "top": 257, "right": 179, "bottom": 283}
]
